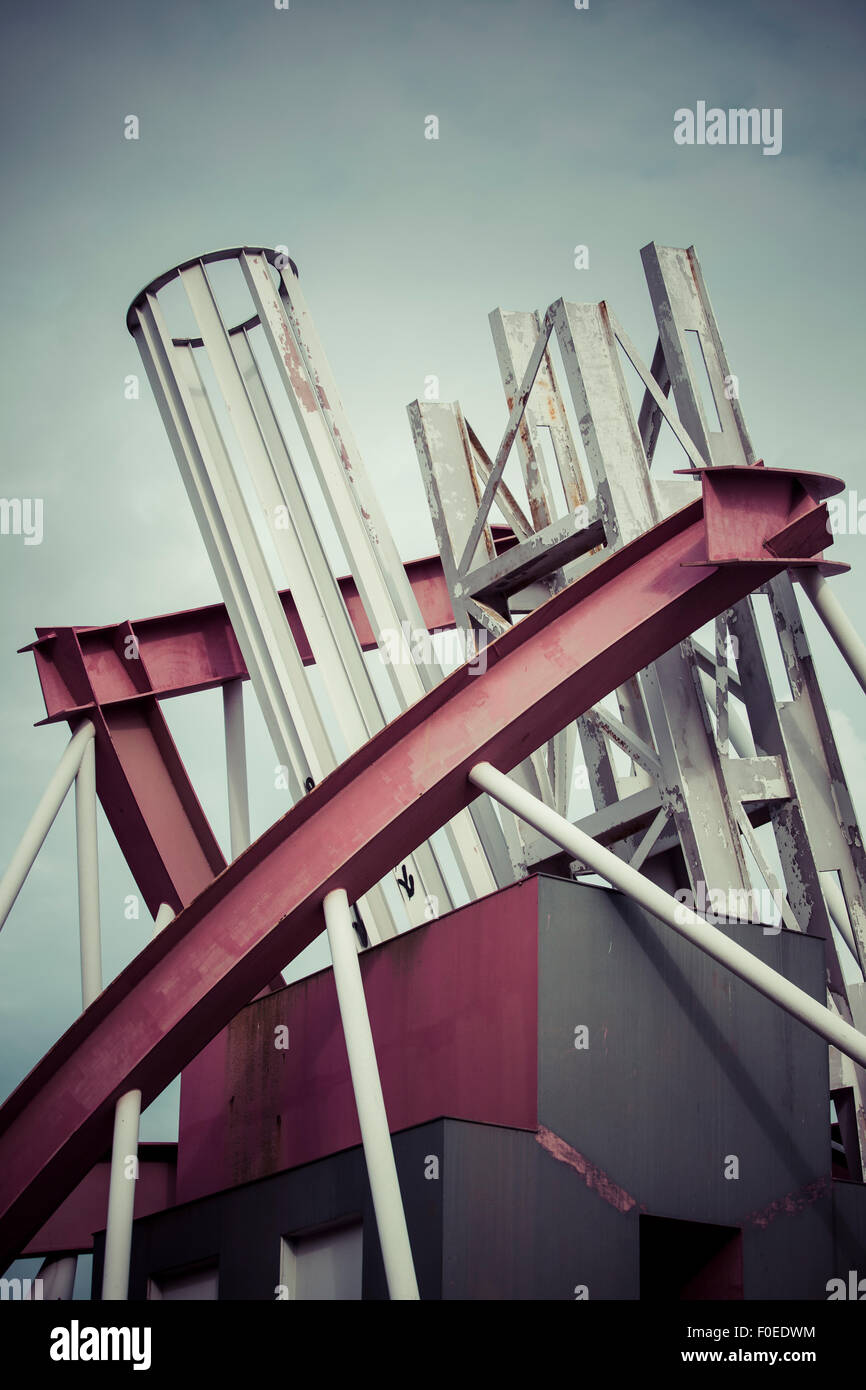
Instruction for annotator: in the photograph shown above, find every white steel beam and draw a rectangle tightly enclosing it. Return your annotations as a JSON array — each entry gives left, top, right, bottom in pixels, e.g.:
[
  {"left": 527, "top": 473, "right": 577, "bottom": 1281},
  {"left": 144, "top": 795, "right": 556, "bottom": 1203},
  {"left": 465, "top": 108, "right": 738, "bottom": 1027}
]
[
  {"left": 100, "top": 1088, "right": 143, "bottom": 1301},
  {"left": 797, "top": 570, "right": 866, "bottom": 697},
  {"left": 223, "top": 680, "right": 251, "bottom": 860},
  {"left": 101, "top": 901, "right": 175, "bottom": 1301},
  {"left": 38, "top": 1255, "right": 77, "bottom": 1300},
  {"left": 469, "top": 761, "right": 866, "bottom": 1069},
  {"left": 0, "top": 722, "right": 95, "bottom": 934},
  {"left": 240, "top": 250, "right": 508, "bottom": 895},
  {"left": 323, "top": 889, "right": 420, "bottom": 1301},
  {"left": 75, "top": 733, "right": 102, "bottom": 1007}
]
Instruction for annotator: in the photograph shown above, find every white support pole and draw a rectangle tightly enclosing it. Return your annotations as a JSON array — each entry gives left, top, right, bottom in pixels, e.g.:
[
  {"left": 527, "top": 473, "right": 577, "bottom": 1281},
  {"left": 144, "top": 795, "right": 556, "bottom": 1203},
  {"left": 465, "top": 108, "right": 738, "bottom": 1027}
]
[
  {"left": 0, "top": 722, "right": 95, "bottom": 934},
  {"left": 75, "top": 733, "right": 102, "bottom": 1007},
  {"left": 38, "top": 1254, "right": 78, "bottom": 1300},
  {"left": 823, "top": 875, "right": 861, "bottom": 967},
  {"left": 101, "top": 901, "right": 175, "bottom": 1301},
  {"left": 223, "top": 679, "right": 251, "bottom": 858},
  {"left": 323, "top": 888, "right": 420, "bottom": 1301},
  {"left": 798, "top": 570, "right": 866, "bottom": 697},
  {"left": 101, "top": 1091, "right": 142, "bottom": 1302},
  {"left": 469, "top": 761, "right": 866, "bottom": 1069},
  {"left": 698, "top": 670, "right": 756, "bottom": 758}
]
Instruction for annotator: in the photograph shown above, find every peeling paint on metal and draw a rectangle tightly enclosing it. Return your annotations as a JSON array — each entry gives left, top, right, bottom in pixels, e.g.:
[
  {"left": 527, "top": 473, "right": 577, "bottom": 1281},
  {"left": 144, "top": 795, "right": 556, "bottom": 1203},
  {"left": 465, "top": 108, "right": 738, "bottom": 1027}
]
[
  {"left": 744, "top": 1176, "right": 826, "bottom": 1228},
  {"left": 535, "top": 1125, "right": 640, "bottom": 1213}
]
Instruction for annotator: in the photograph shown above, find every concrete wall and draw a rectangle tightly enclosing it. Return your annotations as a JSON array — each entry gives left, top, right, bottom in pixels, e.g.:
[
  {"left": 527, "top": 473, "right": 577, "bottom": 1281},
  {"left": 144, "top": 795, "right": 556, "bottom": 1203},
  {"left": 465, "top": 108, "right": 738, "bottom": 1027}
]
[{"left": 536, "top": 878, "right": 834, "bottom": 1299}]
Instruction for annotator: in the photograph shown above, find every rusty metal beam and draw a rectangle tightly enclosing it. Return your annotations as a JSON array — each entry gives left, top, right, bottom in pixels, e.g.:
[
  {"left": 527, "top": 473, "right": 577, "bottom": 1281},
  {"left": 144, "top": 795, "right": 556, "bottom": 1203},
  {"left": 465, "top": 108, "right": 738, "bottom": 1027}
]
[{"left": 0, "top": 464, "right": 841, "bottom": 1267}]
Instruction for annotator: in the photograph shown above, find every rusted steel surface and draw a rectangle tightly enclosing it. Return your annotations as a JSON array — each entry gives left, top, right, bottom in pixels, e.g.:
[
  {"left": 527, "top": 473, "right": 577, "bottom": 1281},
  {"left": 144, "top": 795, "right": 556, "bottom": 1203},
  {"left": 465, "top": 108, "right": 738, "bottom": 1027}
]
[{"left": 0, "top": 465, "right": 839, "bottom": 1266}]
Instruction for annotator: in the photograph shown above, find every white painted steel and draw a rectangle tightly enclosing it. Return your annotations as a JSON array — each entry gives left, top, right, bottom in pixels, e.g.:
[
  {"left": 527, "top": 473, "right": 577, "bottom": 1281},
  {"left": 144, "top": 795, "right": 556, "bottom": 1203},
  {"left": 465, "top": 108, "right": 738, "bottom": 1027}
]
[
  {"left": 223, "top": 681, "right": 251, "bottom": 859},
  {"left": 469, "top": 761, "right": 866, "bottom": 1068},
  {"left": 323, "top": 888, "right": 420, "bottom": 1301},
  {"left": 134, "top": 292, "right": 318, "bottom": 798},
  {"left": 101, "top": 901, "right": 174, "bottom": 1301},
  {"left": 702, "top": 667, "right": 859, "bottom": 963},
  {"left": 699, "top": 669, "right": 756, "bottom": 757},
  {"left": 824, "top": 875, "right": 861, "bottom": 966},
  {"left": 134, "top": 282, "right": 395, "bottom": 941},
  {"left": 38, "top": 1255, "right": 77, "bottom": 1300},
  {"left": 100, "top": 1088, "right": 143, "bottom": 1301},
  {"left": 240, "top": 250, "right": 506, "bottom": 896},
  {"left": 0, "top": 722, "right": 95, "bottom": 934},
  {"left": 75, "top": 734, "right": 102, "bottom": 1007},
  {"left": 798, "top": 570, "right": 866, "bottom": 697},
  {"left": 228, "top": 331, "right": 453, "bottom": 923}
]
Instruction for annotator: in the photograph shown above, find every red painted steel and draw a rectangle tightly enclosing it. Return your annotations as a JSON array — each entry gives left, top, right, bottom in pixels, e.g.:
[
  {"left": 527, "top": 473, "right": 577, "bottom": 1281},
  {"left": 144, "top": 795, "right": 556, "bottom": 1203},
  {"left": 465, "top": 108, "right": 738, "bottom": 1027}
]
[
  {"left": 25, "top": 552, "right": 467, "bottom": 723},
  {"left": 0, "top": 467, "right": 841, "bottom": 1266},
  {"left": 21, "top": 1147, "right": 176, "bottom": 1257},
  {"left": 178, "top": 879, "right": 539, "bottom": 1203},
  {"left": 21, "top": 551, "right": 465, "bottom": 915}
]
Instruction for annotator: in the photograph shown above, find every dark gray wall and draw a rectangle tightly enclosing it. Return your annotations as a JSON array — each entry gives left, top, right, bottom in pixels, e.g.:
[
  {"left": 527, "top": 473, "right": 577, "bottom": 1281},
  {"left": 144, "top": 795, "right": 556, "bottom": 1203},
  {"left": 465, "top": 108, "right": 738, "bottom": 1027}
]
[
  {"left": 537, "top": 878, "right": 835, "bottom": 1298},
  {"left": 94, "top": 879, "right": 862, "bottom": 1300},
  {"left": 441, "top": 1119, "right": 638, "bottom": 1299},
  {"left": 98, "top": 1122, "right": 444, "bottom": 1301},
  {"left": 831, "top": 1181, "right": 866, "bottom": 1295}
]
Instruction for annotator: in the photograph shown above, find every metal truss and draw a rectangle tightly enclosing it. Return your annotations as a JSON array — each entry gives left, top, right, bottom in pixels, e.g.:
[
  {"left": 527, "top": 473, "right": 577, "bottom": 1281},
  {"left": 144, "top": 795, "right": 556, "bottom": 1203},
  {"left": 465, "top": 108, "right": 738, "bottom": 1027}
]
[
  {"left": 0, "top": 458, "right": 845, "bottom": 1268},
  {"left": 409, "top": 243, "right": 866, "bottom": 1177},
  {"left": 127, "top": 248, "right": 512, "bottom": 946}
]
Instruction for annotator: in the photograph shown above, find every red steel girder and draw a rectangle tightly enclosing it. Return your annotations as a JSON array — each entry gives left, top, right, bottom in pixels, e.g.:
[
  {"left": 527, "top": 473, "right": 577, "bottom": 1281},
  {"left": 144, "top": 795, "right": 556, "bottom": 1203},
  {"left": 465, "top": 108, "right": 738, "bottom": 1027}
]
[
  {"left": 22, "top": 552, "right": 462, "bottom": 914},
  {"left": 0, "top": 467, "right": 843, "bottom": 1266},
  {"left": 25, "top": 550, "right": 473, "bottom": 721}
]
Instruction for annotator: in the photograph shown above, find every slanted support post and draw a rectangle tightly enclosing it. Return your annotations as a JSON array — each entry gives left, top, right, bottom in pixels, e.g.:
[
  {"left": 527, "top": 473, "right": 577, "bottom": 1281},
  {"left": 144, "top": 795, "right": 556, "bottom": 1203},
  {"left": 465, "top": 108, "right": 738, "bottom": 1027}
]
[
  {"left": 0, "top": 721, "right": 95, "bottom": 934},
  {"left": 323, "top": 888, "right": 420, "bottom": 1300},
  {"left": 37, "top": 1254, "right": 77, "bottom": 1300},
  {"left": 75, "top": 733, "right": 102, "bottom": 1007},
  {"left": 101, "top": 901, "right": 175, "bottom": 1301},
  {"left": 797, "top": 570, "right": 866, "bottom": 697},
  {"left": 223, "top": 679, "right": 251, "bottom": 858},
  {"left": 468, "top": 761, "right": 866, "bottom": 1069}
]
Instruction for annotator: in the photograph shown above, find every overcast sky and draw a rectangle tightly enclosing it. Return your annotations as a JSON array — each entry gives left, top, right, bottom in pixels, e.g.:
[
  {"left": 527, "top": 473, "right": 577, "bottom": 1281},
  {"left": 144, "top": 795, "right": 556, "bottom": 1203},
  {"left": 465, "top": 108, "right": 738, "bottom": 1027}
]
[{"left": 1, "top": 0, "right": 865, "bottom": 1271}]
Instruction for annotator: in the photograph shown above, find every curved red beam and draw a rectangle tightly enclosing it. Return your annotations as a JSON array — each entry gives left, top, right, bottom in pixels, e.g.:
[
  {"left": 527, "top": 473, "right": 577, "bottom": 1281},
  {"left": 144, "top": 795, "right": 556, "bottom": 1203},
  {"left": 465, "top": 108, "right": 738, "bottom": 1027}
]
[{"left": 0, "top": 469, "right": 837, "bottom": 1267}]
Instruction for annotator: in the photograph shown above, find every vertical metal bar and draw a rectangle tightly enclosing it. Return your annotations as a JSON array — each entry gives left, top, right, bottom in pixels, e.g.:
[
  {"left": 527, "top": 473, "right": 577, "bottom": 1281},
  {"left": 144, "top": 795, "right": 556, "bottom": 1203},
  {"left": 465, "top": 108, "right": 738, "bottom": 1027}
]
[
  {"left": 100, "top": 1088, "right": 142, "bottom": 1301},
  {"left": 223, "top": 680, "right": 251, "bottom": 859},
  {"left": 714, "top": 615, "right": 730, "bottom": 757},
  {"left": 698, "top": 669, "right": 755, "bottom": 756},
  {"left": 457, "top": 309, "right": 556, "bottom": 576},
  {"left": 75, "top": 734, "right": 102, "bottom": 1007},
  {"left": 101, "top": 901, "right": 175, "bottom": 1301},
  {"left": 0, "top": 722, "right": 94, "bottom": 934},
  {"left": 230, "top": 334, "right": 454, "bottom": 921},
  {"left": 240, "top": 251, "right": 509, "bottom": 894},
  {"left": 558, "top": 296, "right": 751, "bottom": 896},
  {"left": 323, "top": 888, "right": 420, "bottom": 1301}
]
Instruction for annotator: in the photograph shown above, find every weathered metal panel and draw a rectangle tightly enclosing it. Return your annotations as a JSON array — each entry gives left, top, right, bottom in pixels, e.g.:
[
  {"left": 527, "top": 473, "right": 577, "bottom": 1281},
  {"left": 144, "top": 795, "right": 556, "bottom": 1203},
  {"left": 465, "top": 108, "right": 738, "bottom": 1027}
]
[
  {"left": 537, "top": 876, "right": 834, "bottom": 1298},
  {"left": 442, "top": 1119, "right": 638, "bottom": 1300}
]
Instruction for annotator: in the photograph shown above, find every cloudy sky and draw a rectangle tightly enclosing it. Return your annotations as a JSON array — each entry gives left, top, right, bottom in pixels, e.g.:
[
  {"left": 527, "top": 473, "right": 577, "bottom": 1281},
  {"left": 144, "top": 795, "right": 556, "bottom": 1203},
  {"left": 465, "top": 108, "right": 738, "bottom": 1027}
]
[{"left": 1, "top": 0, "right": 865, "bottom": 1284}]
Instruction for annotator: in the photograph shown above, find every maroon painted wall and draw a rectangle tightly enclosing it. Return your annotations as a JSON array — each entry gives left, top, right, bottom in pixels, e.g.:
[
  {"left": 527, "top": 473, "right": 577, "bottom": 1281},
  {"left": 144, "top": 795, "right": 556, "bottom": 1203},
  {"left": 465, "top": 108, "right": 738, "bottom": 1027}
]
[
  {"left": 176, "top": 878, "right": 539, "bottom": 1203},
  {"left": 23, "top": 1146, "right": 176, "bottom": 1256}
]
